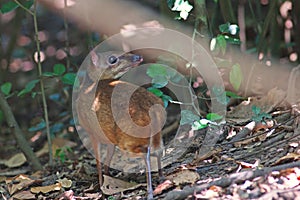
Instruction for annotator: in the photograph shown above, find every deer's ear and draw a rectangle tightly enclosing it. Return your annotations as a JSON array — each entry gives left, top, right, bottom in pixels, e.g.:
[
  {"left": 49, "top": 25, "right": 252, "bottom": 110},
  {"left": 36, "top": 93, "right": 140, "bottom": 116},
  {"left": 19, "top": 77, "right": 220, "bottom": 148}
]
[{"left": 90, "top": 51, "right": 99, "bottom": 66}]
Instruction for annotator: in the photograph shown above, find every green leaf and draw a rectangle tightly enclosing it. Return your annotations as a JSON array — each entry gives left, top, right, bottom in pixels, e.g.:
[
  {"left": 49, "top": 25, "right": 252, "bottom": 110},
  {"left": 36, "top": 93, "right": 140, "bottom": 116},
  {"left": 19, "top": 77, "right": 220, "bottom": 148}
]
[
  {"left": 73, "top": 77, "right": 80, "bottom": 88},
  {"left": 18, "top": 79, "right": 39, "bottom": 97},
  {"left": 251, "top": 105, "right": 272, "bottom": 122},
  {"left": 55, "top": 148, "right": 66, "bottom": 163},
  {"left": 229, "top": 63, "right": 243, "bottom": 91},
  {"left": 211, "top": 85, "right": 228, "bottom": 105},
  {"left": 152, "top": 75, "right": 168, "bottom": 88},
  {"left": 0, "top": 0, "right": 33, "bottom": 13},
  {"left": 42, "top": 72, "right": 55, "bottom": 77},
  {"left": 219, "top": 23, "right": 230, "bottom": 33},
  {"left": 31, "top": 92, "right": 37, "bottom": 98},
  {"left": 192, "top": 119, "right": 209, "bottom": 130},
  {"left": 53, "top": 64, "right": 66, "bottom": 75},
  {"left": 226, "top": 91, "right": 244, "bottom": 99},
  {"left": 147, "top": 87, "right": 163, "bottom": 97},
  {"left": 167, "top": 0, "right": 176, "bottom": 9},
  {"left": 1, "top": 82, "right": 12, "bottom": 95},
  {"left": 161, "top": 94, "right": 172, "bottom": 108},
  {"left": 166, "top": 67, "right": 177, "bottom": 79},
  {"left": 23, "top": 1, "right": 34, "bottom": 9},
  {"left": 252, "top": 105, "right": 261, "bottom": 115},
  {"left": 224, "top": 36, "right": 241, "bottom": 45},
  {"left": 161, "top": 94, "right": 172, "bottom": 102},
  {"left": 180, "top": 110, "right": 200, "bottom": 125},
  {"left": 62, "top": 73, "right": 76, "bottom": 85},
  {"left": 0, "top": 2, "right": 18, "bottom": 13},
  {"left": 206, "top": 113, "right": 223, "bottom": 121},
  {"left": 147, "top": 64, "right": 167, "bottom": 78},
  {"left": 216, "top": 35, "right": 227, "bottom": 55},
  {"left": 170, "top": 73, "right": 183, "bottom": 83}
]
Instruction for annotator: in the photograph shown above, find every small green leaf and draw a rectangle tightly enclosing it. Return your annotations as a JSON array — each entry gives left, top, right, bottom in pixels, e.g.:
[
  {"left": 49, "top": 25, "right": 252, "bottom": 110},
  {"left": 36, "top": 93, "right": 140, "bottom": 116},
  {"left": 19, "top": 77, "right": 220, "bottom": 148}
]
[
  {"left": 170, "top": 73, "right": 183, "bottom": 83},
  {"left": 229, "top": 63, "right": 243, "bottom": 91},
  {"left": 42, "top": 72, "right": 55, "bottom": 77},
  {"left": 206, "top": 113, "right": 223, "bottom": 121},
  {"left": 211, "top": 85, "right": 228, "bottom": 105},
  {"left": 226, "top": 91, "right": 244, "bottom": 99},
  {"left": 166, "top": 67, "right": 177, "bottom": 79},
  {"left": 252, "top": 105, "right": 261, "bottom": 115},
  {"left": 152, "top": 75, "right": 168, "bottom": 88},
  {"left": 31, "top": 92, "right": 37, "bottom": 98},
  {"left": 53, "top": 64, "right": 66, "bottom": 75},
  {"left": 147, "top": 87, "right": 163, "bottom": 97},
  {"left": 224, "top": 36, "right": 241, "bottom": 44},
  {"left": 18, "top": 79, "right": 39, "bottom": 97},
  {"left": 219, "top": 23, "right": 230, "bottom": 33},
  {"left": 180, "top": 110, "right": 200, "bottom": 125},
  {"left": 147, "top": 64, "right": 167, "bottom": 78},
  {"left": 192, "top": 119, "right": 209, "bottom": 130},
  {"left": 55, "top": 148, "right": 66, "bottom": 163},
  {"left": 1, "top": 82, "right": 12, "bottom": 95},
  {"left": 73, "top": 77, "right": 80, "bottom": 88},
  {"left": 23, "top": 1, "right": 34, "bottom": 10},
  {"left": 167, "top": 0, "right": 176, "bottom": 9},
  {"left": 161, "top": 94, "right": 172, "bottom": 102},
  {"left": 161, "top": 94, "right": 172, "bottom": 108},
  {"left": 107, "top": 195, "right": 117, "bottom": 200},
  {"left": 219, "top": 23, "right": 239, "bottom": 35},
  {"left": 251, "top": 105, "right": 272, "bottom": 122},
  {"left": 216, "top": 35, "right": 227, "bottom": 55},
  {"left": 62, "top": 73, "right": 76, "bottom": 85}
]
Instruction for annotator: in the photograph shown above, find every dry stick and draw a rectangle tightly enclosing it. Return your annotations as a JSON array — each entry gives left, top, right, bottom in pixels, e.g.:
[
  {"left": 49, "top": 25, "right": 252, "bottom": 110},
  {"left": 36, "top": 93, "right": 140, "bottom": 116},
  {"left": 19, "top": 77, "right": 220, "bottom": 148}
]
[
  {"left": 163, "top": 160, "right": 300, "bottom": 200},
  {"left": 0, "top": 92, "right": 42, "bottom": 171}
]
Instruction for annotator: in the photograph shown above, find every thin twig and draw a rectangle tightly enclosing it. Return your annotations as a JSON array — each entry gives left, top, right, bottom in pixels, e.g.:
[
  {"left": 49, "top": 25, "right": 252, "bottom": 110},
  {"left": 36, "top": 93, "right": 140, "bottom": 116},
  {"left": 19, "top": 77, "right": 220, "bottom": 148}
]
[{"left": 32, "top": 0, "right": 53, "bottom": 165}]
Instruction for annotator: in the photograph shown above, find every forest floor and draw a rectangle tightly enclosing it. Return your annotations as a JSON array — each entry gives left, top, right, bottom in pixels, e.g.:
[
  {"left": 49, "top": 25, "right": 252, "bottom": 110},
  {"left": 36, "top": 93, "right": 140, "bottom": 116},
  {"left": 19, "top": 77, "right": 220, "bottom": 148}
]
[{"left": 1, "top": 87, "right": 300, "bottom": 200}]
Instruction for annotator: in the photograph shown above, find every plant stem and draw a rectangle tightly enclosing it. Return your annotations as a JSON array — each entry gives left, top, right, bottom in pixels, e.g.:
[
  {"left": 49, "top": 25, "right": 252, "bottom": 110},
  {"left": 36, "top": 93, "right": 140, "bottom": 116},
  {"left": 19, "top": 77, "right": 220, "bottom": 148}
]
[
  {"left": 32, "top": 0, "right": 53, "bottom": 165},
  {"left": 63, "top": 0, "right": 70, "bottom": 70}
]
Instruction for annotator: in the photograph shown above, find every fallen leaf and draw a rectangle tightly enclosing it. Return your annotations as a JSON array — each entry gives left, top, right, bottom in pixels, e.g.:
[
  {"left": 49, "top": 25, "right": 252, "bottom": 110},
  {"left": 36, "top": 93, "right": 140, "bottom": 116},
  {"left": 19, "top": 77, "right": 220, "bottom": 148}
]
[
  {"left": 4, "top": 153, "right": 26, "bottom": 168},
  {"left": 227, "top": 88, "right": 286, "bottom": 123},
  {"left": 101, "top": 175, "right": 145, "bottom": 195},
  {"left": 57, "top": 177, "right": 72, "bottom": 188},
  {"left": 166, "top": 170, "right": 200, "bottom": 185},
  {"left": 153, "top": 180, "right": 173, "bottom": 195},
  {"left": 274, "top": 153, "right": 300, "bottom": 165},
  {"left": 12, "top": 190, "right": 35, "bottom": 199},
  {"left": 31, "top": 183, "right": 62, "bottom": 194},
  {"left": 0, "top": 176, "right": 6, "bottom": 183},
  {"left": 6, "top": 174, "right": 35, "bottom": 195}
]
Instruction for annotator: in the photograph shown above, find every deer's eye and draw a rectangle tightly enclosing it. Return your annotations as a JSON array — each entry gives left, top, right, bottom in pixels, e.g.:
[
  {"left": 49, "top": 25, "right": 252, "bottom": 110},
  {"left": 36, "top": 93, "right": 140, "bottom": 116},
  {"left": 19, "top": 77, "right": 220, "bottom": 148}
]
[{"left": 107, "top": 55, "right": 119, "bottom": 65}]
